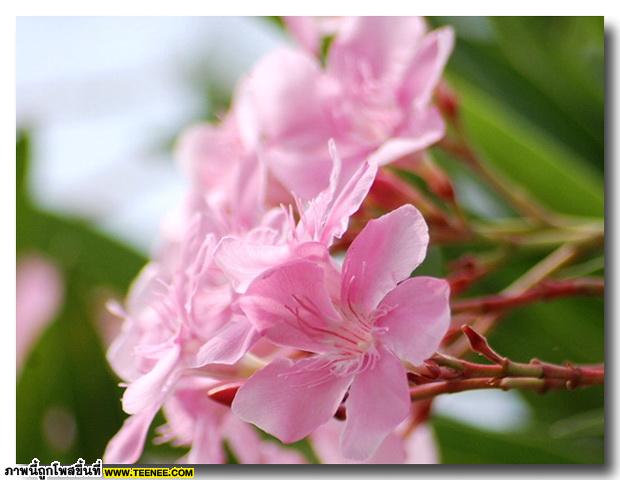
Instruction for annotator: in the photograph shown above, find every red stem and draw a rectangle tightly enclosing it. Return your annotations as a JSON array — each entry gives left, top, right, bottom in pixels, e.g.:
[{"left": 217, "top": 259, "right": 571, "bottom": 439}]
[{"left": 452, "top": 278, "right": 604, "bottom": 314}]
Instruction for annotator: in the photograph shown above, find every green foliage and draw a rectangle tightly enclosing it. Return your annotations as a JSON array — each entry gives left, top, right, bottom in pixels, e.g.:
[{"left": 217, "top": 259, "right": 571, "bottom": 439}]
[
  {"left": 433, "top": 415, "right": 604, "bottom": 464},
  {"left": 17, "top": 133, "right": 146, "bottom": 463},
  {"left": 426, "top": 16, "right": 604, "bottom": 464}
]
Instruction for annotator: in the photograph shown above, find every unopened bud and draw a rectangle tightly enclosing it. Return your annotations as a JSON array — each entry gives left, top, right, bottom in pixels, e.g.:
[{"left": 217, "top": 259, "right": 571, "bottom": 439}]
[
  {"left": 207, "top": 382, "right": 242, "bottom": 407},
  {"left": 436, "top": 81, "right": 459, "bottom": 123}
]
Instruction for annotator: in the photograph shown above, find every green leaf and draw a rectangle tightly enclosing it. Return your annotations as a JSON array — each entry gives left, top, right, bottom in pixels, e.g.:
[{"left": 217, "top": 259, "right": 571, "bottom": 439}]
[
  {"left": 431, "top": 16, "right": 604, "bottom": 170},
  {"left": 446, "top": 75, "right": 604, "bottom": 217},
  {"left": 433, "top": 416, "right": 603, "bottom": 464}
]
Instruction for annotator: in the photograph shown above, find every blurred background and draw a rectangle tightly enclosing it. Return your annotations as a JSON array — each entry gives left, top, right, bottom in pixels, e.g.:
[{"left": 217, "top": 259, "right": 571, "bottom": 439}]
[{"left": 16, "top": 17, "right": 604, "bottom": 464}]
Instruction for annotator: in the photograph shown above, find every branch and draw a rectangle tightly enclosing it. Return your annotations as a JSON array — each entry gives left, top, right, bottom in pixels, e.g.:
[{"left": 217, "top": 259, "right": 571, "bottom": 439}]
[
  {"left": 438, "top": 137, "right": 554, "bottom": 224},
  {"left": 409, "top": 375, "right": 603, "bottom": 401},
  {"left": 410, "top": 326, "right": 604, "bottom": 401},
  {"left": 452, "top": 277, "right": 604, "bottom": 314},
  {"left": 446, "top": 243, "right": 584, "bottom": 357}
]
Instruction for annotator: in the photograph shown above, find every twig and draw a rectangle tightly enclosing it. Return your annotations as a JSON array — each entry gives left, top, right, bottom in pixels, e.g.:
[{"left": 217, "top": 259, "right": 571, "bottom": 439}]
[
  {"left": 410, "top": 327, "right": 604, "bottom": 401},
  {"left": 446, "top": 243, "right": 583, "bottom": 357},
  {"left": 439, "top": 137, "right": 555, "bottom": 225},
  {"left": 452, "top": 277, "right": 604, "bottom": 314}
]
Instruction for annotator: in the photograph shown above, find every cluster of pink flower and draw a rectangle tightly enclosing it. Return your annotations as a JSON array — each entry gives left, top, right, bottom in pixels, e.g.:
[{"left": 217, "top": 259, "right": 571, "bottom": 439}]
[{"left": 104, "top": 16, "right": 454, "bottom": 464}]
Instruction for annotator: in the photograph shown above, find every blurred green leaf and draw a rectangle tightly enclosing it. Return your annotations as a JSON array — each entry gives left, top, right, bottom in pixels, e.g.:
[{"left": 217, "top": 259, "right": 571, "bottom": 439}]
[
  {"left": 433, "top": 416, "right": 603, "bottom": 464},
  {"left": 432, "top": 16, "right": 604, "bottom": 171},
  {"left": 446, "top": 76, "right": 604, "bottom": 217}
]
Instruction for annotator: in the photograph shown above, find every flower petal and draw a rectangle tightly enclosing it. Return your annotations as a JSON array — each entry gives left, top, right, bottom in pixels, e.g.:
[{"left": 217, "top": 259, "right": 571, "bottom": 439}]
[
  {"left": 195, "top": 316, "right": 259, "bottom": 366},
  {"left": 103, "top": 406, "right": 158, "bottom": 464},
  {"left": 298, "top": 145, "right": 378, "bottom": 246},
  {"left": 328, "top": 17, "right": 426, "bottom": 91},
  {"left": 377, "top": 277, "right": 450, "bottom": 365},
  {"left": 236, "top": 47, "right": 330, "bottom": 148},
  {"left": 404, "top": 424, "right": 439, "bottom": 464},
  {"left": 186, "top": 415, "right": 226, "bottom": 464},
  {"left": 341, "top": 204, "right": 429, "bottom": 314},
  {"left": 284, "top": 16, "right": 321, "bottom": 55},
  {"left": 259, "top": 442, "right": 308, "bottom": 464},
  {"left": 312, "top": 419, "right": 406, "bottom": 464},
  {"left": 215, "top": 235, "right": 291, "bottom": 293},
  {"left": 239, "top": 259, "right": 341, "bottom": 353},
  {"left": 223, "top": 414, "right": 264, "bottom": 464},
  {"left": 341, "top": 348, "right": 410, "bottom": 460},
  {"left": 224, "top": 414, "right": 308, "bottom": 464},
  {"left": 263, "top": 145, "right": 335, "bottom": 201},
  {"left": 368, "top": 107, "right": 445, "bottom": 167},
  {"left": 399, "top": 27, "right": 455, "bottom": 109},
  {"left": 122, "top": 345, "right": 180, "bottom": 415},
  {"left": 232, "top": 357, "right": 353, "bottom": 443}
]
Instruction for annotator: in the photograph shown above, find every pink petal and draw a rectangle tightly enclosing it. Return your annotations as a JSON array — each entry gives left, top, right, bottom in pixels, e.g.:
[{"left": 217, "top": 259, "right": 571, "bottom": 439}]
[
  {"left": 231, "top": 357, "right": 353, "bottom": 443},
  {"left": 215, "top": 235, "right": 291, "bottom": 293},
  {"left": 186, "top": 415, "right": 226, "bottom": 464},
  {"left": 238, "top": 259, "right": 341, "bottom": 353},
  {"left": 223, "top": 414, "right": 263, "bottom": 464},
  {"left": 262, "top": 145, "right": 335, "bottom": 201},
  {"left": 235, "top": 46, "right": 339, "bottom": 200},
  {"left": 341, "top": 204, "right": 429, "bottom": 315},
  {"left": 404, "top": 424, "right": 439, "bottom": 464},
  {"left": 325, "top": 158, "right": 377, "bottom": 244},
  {"left": 377, "top": 277, "right": 450, "bottom": 365},
  {"left": 368, "top": 107, "right": 445, "bottom": 167},
  {"left": 312, "top": 419, "right": 406, "bottom": 464},
  {"left": 399, "top": 27, "right": 455, "bottom": 110},
  {"left": 224, "top": 414, "right": 307, "bottom": 464},
  {"left": 236, "top": 47, "right": 330, "bottom": 147},
  {"left": 106, "top": 264, "right": 162, "bottom": 382},
  {"left": 341, "top": 348, "right": 410, "bottom": 460},
  {"left": 195, "top": 316, "right": 259, "bottom": 366},
  {"left": 328, "top": 17, "right": 426, "bottom": 91},
  {"left": 103, "top": 406, "right": 158, "bottom": 464},
  {"left": 259, "top": 442, "right": 307, "bottom": 464},
  {"left": 365, "top": 431, "right": 408, "bottom": 464},
  {"left": 298, "top": 142, "right": 378, "bottom": 246},
  {"left": 16, "top": 255, "right": 63, "bottom": 370},
  {"left": 230, "top": 152, "right": 267, "bottom": 229},
  {"left": 284, "top": 16, "right": 321, "bottom": 55},
  {"left": 122, "top": 345, "right": 180, "bottom": 415}
]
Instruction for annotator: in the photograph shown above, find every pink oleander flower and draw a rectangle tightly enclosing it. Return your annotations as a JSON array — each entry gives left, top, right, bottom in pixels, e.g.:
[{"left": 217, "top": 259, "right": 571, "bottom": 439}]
[
  {"left": 215, "top": 142, "right": 377, "bottom": 293},
  {"left": 232, "top": 204, "right": 450, "bottom": 460},
  {"left": 106, "top": 377, "right": 306, "bottom": 464},
  {"left": 104, "top": 216, "right": 258, "bottom": 463},
  {"left": 16, "top": 254, "right": 64, "bottom": 371},
  {"left": 282, "top": 16, "right": 342, "bottom": 56},
  {"left": 104, "top": 141, "right": 375, "bottom": 464},
  {"left": 175, "top": 116, "right": 271, "bottom": 232},
  {"left": 160, "top": 378, "right": 306, "bottom": 464},
  {"left": 236, "top": 16, "right": 454, "bottom": 200},
  {"left": 311, "top": 418, "right": 438, "bottom": 464}
]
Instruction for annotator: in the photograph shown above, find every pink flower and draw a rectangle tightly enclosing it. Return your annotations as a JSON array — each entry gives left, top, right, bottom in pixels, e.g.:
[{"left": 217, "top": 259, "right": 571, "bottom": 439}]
[
  {"left": 106, "top": 376, "right": 306, "bottom": 464},
  {"left": 282, "top": 17, "right": 342, "bottom": 55},
  {"left": 16, "top": 255, "right": 64, "bottom": 371},
  {"left": 104, "top": 216, "right": 259, "bottom": 463},
  {"left": 175, "top": 116, "right": 269, "bottom": 232},
  {"left": 311, "top": 418, "right": 438, "bottom": 464},
  {"left": 160, "top": 378, "right": 306, "bottom": 464},
  {"left": 232, "top": 205, "right": 450, "bottom": 460},
  {"left": 236, "top": 17, "right": 454, "bottom": 200},
  {"left": 215, "top": 142, "right": 377, "bottom": 293}
]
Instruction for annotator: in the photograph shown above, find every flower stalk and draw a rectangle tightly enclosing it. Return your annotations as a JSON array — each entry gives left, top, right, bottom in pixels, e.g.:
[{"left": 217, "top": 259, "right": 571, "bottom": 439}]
[
  {"left": 408, "top": 326, "right": 604, "bottom": 401},
  {"left": 452, "top": 277, "right": 604, "bottom": 314}
]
